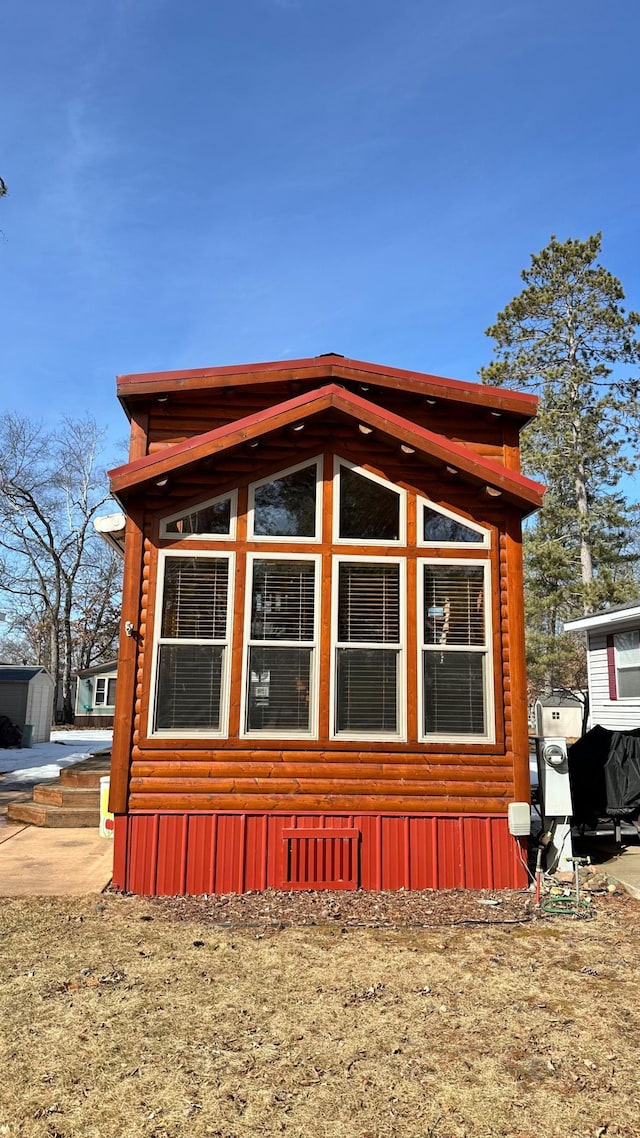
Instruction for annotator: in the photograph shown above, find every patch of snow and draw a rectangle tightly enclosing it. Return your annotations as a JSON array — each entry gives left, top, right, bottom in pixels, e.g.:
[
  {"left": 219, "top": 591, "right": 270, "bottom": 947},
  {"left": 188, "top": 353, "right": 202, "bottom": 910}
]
[{"left": 0, "top": 729, "right": 112, "bottom": 777}]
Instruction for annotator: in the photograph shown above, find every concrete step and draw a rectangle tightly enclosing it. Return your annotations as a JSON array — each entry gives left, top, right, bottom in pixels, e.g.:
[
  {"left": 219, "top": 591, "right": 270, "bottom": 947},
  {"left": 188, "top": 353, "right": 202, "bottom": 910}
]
[
  {"left": 33, "top": 783, "right": 100, "bottom": 808},
  {"left": 4, "top": 752, "right": 110, "bottom": 828},
  {"left": 59, "top": 763, "right": 110, "bottom": 789},
  {"left": 6, "top": 801, "right": 100, "bottom": 828}
]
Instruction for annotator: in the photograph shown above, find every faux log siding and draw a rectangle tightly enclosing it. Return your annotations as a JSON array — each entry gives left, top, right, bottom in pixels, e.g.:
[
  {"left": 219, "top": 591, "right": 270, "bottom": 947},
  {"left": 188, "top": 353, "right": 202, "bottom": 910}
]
[
  {"left": 120, "top": 437, "right": 521, "bottom": 816},
  {"left": 112, "top": 812, "right": 527, "bottom": 894},
  {"left": 125, "top": 540, "right": 513, "bottom": 812},
  {"left": 145, "top": 385, "right": 510, "bottom": 462}
]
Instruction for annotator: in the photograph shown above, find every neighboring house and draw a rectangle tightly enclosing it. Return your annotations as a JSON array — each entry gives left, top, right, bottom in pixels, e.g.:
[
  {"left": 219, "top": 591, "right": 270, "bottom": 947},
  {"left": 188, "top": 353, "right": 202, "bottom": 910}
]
[
  {"left": 106, "top": 353, "right": 544, "bottom": 895},
  {"left": 0, "top": 665, "right": 54, "bottom": 743},
  {"left": 564, "top": 601, "right": 640, "bottom": 731},
  {"left": 74, "top": 661, "right": 119, "bottom": 727},
  {"left": 533, "top": 691, "right": 584, "bottom": 741}
]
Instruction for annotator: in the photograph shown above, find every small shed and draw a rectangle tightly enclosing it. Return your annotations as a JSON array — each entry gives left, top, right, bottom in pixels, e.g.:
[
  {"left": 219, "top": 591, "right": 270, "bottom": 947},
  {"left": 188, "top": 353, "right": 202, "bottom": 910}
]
[
  {"left": 534, "top": 691, "right": 584, "bottom": 741},
  {"left": 0, "top": 666, "right": 54, "bottom": 743},
  {"left": 75, "top": 661, "right": 118, "bottom": 728},
  {"left": 106, "top": 353, "right": 544, "bottom": 895},
  {"left": 565, "top": 602, "right": 640, "bottom": 731}
]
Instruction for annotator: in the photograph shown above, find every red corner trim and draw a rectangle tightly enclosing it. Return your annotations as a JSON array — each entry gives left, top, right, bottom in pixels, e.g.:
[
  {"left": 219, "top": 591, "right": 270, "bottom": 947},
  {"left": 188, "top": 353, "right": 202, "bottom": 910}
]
[{"left": 606, "top": 634, "right": 617, "bottom": 700}]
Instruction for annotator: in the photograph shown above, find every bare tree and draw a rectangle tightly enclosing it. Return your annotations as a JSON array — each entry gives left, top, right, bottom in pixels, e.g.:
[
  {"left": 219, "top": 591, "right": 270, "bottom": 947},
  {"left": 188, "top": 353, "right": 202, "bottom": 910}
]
[{"left": 0, "top": 414, "right": 121, "bottom": 721}]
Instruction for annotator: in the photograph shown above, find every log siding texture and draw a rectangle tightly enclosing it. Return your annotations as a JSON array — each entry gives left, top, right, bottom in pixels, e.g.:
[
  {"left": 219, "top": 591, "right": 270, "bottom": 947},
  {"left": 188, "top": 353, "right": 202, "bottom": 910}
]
[{"left": 108, "top": 355, "right": 543, "bottom": 894}]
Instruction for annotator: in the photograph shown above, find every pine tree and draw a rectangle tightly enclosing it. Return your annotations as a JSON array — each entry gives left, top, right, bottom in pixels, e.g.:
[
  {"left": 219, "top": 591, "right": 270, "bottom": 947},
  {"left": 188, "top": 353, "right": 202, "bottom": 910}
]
[{"left": 480, "top": 234, "right": 640, "bottom": 692}]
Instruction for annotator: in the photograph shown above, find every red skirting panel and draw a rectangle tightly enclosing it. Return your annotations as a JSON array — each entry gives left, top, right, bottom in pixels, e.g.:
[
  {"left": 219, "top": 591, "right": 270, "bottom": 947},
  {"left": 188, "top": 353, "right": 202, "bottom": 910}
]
[{"left": 112, "top": 812, "right": 527, "bottom": 895}]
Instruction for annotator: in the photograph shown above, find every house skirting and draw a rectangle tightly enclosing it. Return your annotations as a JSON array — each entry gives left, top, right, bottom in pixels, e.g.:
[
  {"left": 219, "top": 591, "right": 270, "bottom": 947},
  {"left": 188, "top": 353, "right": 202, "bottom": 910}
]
[
  {"left": 75, "top": 713, "right": 115, "bottom": 728},
  {"left": 112, "top": 812, "right": 527, "bottom": 895}
]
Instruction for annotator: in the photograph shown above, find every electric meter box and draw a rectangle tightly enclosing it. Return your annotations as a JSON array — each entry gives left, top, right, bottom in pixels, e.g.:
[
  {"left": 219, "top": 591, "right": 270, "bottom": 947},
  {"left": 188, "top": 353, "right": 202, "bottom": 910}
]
[{"left": 537, "top": 736, "right": 573, "bottom": 816}]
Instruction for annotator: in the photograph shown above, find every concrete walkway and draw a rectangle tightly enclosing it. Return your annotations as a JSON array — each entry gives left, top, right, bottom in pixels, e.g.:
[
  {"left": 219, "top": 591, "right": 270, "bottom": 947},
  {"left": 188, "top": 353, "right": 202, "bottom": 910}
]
[
  {"left": 0, "top": 824, "right": 113, "bottom": 895},
  {"left": 603, "top": 844, "right": 640, "bottom": 900}
]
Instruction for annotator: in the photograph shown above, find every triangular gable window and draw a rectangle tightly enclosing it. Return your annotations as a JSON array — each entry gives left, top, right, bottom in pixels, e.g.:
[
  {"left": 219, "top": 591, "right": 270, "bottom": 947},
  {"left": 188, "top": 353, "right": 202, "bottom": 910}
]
[
  {"left": 336, "top": 460, "right": 403, "bottom": 543},
  {"left": 160, "top": 492, "right": 235, "bottom": 539},
  {"left": 249, "top": 459, "right": 321, "bottom": 540},
  {"left": 420, "top": 501, "right": 488, "bottom": 547}
]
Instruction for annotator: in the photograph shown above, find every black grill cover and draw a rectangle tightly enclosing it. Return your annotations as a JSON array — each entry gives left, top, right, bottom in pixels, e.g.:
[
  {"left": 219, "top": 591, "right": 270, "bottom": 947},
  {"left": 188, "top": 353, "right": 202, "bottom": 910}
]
[{"left": 567, "top": 725, "right": 640, "bottom": 825}]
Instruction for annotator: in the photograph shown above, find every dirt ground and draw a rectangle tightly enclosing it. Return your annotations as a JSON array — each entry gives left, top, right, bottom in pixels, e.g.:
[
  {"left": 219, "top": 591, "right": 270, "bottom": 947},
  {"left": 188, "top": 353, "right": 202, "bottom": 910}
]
[{"left": 0, "top": 887, "right": 639, "bottom": 1138}]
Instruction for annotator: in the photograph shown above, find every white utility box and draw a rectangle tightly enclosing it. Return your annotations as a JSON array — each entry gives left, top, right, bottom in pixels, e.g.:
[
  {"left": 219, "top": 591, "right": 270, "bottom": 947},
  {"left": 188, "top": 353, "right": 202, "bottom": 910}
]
[{"left": 536, "top": 736, "right": 573, "bottom": 872}]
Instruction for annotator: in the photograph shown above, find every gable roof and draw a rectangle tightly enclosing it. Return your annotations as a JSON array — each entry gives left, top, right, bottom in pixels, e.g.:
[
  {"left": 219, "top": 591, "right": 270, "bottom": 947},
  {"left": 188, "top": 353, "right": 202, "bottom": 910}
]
[
  {"left": 564, "top": 600, "right": 640, "bottom": 634},
  {"left": 76, "top": 660, "right": 118, "bottom": 678},
  {"left": 109, "top": 382, "right": 544, "bottom": 513},
  {"left": 116, "top": 353, "right": 538, "bottom": 422},
  {"left": 537, "top": 691, "right": 583, "bottom": 707},
  {"left": 0, "top": 666, "right": 50, "bottom": 683}
]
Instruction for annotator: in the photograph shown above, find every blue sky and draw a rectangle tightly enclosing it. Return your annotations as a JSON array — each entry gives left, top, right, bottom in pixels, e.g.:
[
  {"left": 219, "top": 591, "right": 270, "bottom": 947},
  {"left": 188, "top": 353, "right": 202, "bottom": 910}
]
[{"left": 1, "top": 0, "right": 640, "bottom": 464}]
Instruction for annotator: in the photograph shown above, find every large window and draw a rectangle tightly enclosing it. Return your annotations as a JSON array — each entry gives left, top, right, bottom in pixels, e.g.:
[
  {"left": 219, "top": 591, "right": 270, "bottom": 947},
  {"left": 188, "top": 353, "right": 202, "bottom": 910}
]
[
  {"left": 248, "top": 459, "right": 321, "bottom": 540},
  {"left": 419, "top": 560, "right": 492, "bottom": 740},
  {"left": 614, "top": 631, "right": 640, "bottom": 698},
  {"left": 333, "top": 559, "right": 403, "bottom": 737},
  {"left": 160, "top": 492, "right": 235, "bottom": 539},
  {"left": 335, "top": 459, "right": 404, "bottom": 543},
  {"left": 152, "top": 553, "right": 233, "bottom": 734},
  {"left": 420, "top": 500, "right": 488, "bottom": 547},
  {"left": 151, "top": 466, "right": 497, "bottom": 745},
  {"left": 243, "top": 556, "right": 319, "bottom": 735}
]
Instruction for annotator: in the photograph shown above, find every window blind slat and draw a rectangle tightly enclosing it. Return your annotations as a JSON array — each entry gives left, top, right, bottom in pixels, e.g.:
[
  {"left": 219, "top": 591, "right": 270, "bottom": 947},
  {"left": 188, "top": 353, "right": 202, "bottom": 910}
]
[
  {"left": 247, "top": 647, "right": 311, "bottom": 731},
  {"left": 336, "top": 648, "right": 398, "bottom": 732},
  {"left": 250, "top": 560, "right": 315, "bottom": 642},
  {"left": 156, "top": 644, "right": 224, "bottom": 730},
  {"left": 423, "top": 651, "right": 485, "bottom": 735},
  {"left": 338, "top": 563, "right": 400, "bottom": 643},
  {"left": 423, "top": 565, "right": 485, "bottom": 647},
  {"left": 161, "top": 557, "right": 229, "bottom": 639}
]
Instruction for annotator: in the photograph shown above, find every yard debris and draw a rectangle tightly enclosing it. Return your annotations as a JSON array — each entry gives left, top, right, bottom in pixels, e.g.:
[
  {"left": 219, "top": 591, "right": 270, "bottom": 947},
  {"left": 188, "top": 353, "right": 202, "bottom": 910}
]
[{"left": 143, "top": 887, "right": 540, "bottom": 930}]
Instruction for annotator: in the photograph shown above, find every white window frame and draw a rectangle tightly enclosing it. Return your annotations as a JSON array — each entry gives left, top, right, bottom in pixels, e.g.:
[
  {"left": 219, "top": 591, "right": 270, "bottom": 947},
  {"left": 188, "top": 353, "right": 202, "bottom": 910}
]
[
  {"left": 247, "top": 457, "right": 323, "bottom": 543},
  {"left": 330, "top": 554, "right": 406, "bottom": 742},
  {"left": 240, "top": 552, "right": 321, "bottom": 739},
  {"left": 148, "top": 548, "right": 235, "bottom": 738},
  {"left": 417, "top": 496, "right": 489, "bottom": 549},
  {"left": 159, "top": 489, "right": 237, "bottom": 541},
  {"left": 418, "top": 557, "right": 495, "bottom": 744},
  {"left": 614, "top": 629, "right": 640, "bottom": 700},
  {"left": 94, "top": 675, "right": 117, "bottom": 708},
  {"left": 333, "top": 457, "right": 406, "bottom": 546}
]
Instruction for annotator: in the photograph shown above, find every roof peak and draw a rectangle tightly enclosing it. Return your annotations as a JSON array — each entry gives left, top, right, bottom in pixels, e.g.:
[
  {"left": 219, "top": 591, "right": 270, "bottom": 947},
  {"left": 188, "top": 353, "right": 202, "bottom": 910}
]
[{"left": 116, "top": 353, "right": 538, "bottom": 422}]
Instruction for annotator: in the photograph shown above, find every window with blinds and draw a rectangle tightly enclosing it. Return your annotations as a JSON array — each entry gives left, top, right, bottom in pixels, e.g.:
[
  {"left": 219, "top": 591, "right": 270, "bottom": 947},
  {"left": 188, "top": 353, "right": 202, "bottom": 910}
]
[
  {"left": 161, "top": 494, "right": 234, "bottom": 538},
  {"left": 335, "top": 561, "right": 402, "bottom": 734},
  {"left": 420, "top": 561, "right": 490, "bottom": 738},
  {"left": 153, "top": 555, "right": 231, "bottom": 733},
  {"left": 245, "top": 558, "right": 318, "bottom": 734}
]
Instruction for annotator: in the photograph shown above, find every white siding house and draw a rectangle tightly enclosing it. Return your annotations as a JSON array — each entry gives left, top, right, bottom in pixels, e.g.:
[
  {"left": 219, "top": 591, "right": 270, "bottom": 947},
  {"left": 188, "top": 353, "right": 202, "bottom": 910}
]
[{"left": 564, "top": 602, "right": 640, "bottom": 731}]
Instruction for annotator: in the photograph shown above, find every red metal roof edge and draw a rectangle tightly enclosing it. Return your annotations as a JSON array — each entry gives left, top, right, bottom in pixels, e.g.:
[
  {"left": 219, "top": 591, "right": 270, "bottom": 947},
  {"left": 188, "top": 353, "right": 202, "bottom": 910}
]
[
  {"left": 115, "top": 353, "right": 538, "bottom": 418},
  {"left": 109, "top": 383, "right": 544, "bottom": 510},
  {"left": 335, "top": 387, "right": 545, "bottom": 504}
]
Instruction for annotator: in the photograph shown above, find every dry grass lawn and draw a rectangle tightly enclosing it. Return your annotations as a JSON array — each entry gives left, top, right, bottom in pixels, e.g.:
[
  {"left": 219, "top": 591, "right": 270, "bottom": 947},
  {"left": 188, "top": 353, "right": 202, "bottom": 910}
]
[{"left": 0, "top": 890, "right": 639, "bottom": 1138}]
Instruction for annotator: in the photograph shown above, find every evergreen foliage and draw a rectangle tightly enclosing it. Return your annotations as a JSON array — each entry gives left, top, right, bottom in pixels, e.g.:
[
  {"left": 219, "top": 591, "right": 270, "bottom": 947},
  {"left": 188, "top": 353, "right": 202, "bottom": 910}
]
[{"left": 480, "top": 234, "right": 640, "bottom": 693}]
